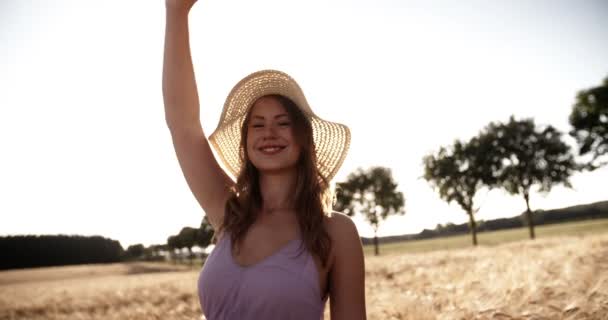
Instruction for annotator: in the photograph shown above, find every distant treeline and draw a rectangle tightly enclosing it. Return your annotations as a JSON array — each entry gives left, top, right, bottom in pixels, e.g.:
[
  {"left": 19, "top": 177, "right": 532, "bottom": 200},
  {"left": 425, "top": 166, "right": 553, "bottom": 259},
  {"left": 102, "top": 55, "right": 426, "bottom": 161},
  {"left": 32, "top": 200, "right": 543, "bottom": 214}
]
[
  {"left": 0, "top": 235, "right": 124, "bottom": 270},
  {"left": 361, "top": 200, "right": 608, "bottom": 245},
  {"left": 3, "top": 201, "right": 607, "bottom": 270}
]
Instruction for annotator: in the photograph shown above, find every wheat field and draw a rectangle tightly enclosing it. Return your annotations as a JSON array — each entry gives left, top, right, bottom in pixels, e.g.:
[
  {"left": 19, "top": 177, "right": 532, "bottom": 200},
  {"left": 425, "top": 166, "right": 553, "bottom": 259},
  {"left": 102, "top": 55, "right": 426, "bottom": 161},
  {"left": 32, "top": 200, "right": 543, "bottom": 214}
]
[{"left": 1, "top": 233, "right": 606, "bottom": 320}]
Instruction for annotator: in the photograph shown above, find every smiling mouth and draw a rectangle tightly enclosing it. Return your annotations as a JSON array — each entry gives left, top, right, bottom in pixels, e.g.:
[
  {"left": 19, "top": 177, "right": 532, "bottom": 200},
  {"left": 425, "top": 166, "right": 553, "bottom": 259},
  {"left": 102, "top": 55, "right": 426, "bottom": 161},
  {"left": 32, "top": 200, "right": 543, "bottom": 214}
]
[{"left": 259, "top": 146, "right": 286, "bottom": 155}]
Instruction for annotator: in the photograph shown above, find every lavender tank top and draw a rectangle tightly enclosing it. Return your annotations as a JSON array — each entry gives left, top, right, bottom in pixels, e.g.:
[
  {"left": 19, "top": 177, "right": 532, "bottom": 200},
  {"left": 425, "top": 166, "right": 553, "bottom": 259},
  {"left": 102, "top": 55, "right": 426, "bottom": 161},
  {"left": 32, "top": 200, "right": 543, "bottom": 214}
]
[{"left": 197, "top": 233, "right": 327, "bottom": 320}]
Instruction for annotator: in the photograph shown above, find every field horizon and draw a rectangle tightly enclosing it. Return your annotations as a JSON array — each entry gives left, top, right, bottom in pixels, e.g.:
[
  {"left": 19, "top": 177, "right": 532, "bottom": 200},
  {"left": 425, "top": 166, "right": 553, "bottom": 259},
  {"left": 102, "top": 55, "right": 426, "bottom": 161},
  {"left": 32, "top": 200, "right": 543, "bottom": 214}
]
[
  {"left": 1, "top": 220, "right": 607, "bottom": 319},
  {"left": 364, "top": 218, "right": 608, "bottom": 256}
]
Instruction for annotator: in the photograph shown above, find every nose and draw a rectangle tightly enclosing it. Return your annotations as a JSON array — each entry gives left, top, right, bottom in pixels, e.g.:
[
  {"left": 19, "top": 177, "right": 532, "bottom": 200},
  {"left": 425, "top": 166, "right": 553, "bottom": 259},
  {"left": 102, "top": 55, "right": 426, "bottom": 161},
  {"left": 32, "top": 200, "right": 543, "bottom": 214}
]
[{"left": 262, "top": 124, "right": 278, "bottom": 140}]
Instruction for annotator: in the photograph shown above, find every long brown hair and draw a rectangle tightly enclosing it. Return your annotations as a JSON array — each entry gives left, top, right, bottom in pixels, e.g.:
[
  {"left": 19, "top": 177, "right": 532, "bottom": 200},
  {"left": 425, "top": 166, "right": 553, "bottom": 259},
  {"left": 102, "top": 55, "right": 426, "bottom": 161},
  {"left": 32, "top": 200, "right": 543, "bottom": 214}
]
[{"left": 218, "top": 94, "right": 333, "bottom": 267}]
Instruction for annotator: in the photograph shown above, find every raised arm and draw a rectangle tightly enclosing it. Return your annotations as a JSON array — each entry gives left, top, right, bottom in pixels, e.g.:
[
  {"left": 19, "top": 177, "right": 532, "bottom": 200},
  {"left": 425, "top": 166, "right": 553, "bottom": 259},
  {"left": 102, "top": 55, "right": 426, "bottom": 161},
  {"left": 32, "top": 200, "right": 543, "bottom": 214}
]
[{"left": 162, "top": 0, "right": 232, "bottom": 231}]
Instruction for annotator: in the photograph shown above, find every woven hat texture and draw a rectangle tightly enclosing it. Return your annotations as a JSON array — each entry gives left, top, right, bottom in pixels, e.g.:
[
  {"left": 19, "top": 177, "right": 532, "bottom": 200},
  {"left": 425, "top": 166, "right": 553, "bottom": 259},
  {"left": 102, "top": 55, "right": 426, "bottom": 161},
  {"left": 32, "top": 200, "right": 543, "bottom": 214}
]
[{"left": 208, "top": 70, "right": 350, "bottom": 181}]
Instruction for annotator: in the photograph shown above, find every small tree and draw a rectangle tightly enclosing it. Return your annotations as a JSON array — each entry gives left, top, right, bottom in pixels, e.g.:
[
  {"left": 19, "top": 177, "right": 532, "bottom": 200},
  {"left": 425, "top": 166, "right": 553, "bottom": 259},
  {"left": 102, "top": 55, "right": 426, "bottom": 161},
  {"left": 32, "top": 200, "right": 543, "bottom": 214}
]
[
  {"left": 144, "top": 244, "right": 163, "bottom": 261},
  {"left": 197, "top": 216, "right": 214, "bottom": 253},
  {"left": 423, "top": 135, "right": 496, "bottom": 246},
  {"left": 569, "top": 76, "right": 608, "bottom": 170},
  {"left": 126, "top": 243, "right": 145, "bottom": 260},
  {"left": 488, "top": 116, "right": 576, "bottom": 239},
  {"left": 167, "top": 235, "right": 180, "bottom": 263},
  {"left": 334, "top": 166, "right": 405, "bottom": 256},
  {"left": 178, "top": 227, "right": 199, "bottom": 265}
]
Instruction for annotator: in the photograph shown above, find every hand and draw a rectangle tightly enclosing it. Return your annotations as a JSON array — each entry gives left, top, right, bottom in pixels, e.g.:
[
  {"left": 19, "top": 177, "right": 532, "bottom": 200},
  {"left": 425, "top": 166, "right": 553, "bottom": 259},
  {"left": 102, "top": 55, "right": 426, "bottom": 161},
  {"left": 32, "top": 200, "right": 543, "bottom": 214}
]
[{"left": 165, "top": 0, "right": 198, "bottom": 13}]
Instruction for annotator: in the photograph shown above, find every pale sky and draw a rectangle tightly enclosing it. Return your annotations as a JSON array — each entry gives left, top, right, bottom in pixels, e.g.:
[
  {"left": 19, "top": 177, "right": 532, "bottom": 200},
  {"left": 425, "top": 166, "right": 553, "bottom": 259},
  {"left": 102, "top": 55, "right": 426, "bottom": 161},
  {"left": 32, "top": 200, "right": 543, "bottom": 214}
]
[{"left": 1, "top": 0, "right": 607, "bottom": 248}]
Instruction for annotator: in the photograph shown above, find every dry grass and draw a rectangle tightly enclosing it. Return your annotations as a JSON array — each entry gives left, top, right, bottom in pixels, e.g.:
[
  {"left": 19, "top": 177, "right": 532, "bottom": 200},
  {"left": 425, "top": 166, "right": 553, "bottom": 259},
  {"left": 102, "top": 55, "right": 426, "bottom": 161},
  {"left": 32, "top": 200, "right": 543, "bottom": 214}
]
[
  {"left": 0, "top": 263, "right": 198, "bottom": 320},
  {"left": 361, "top": 234, "right": 608, "bottom": 320},
  {"left": 1, "top": 234, "right": 607, "bottom": 320}
]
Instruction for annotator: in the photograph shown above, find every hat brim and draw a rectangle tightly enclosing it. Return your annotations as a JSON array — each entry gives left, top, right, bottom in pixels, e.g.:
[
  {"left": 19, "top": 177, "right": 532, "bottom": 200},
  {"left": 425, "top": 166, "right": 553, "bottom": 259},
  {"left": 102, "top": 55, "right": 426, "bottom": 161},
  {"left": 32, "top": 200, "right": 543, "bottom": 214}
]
[{"left": 209, "top": 70, "right": 350, "bottom": 181}]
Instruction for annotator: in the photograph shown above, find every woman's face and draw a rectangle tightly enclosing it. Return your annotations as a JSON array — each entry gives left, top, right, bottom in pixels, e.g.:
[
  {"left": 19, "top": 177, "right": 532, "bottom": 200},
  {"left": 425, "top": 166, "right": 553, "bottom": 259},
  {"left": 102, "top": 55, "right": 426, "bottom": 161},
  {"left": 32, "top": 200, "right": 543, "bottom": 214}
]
[{"left": 246, "top": 96, "right": 301, "bottom": 174}]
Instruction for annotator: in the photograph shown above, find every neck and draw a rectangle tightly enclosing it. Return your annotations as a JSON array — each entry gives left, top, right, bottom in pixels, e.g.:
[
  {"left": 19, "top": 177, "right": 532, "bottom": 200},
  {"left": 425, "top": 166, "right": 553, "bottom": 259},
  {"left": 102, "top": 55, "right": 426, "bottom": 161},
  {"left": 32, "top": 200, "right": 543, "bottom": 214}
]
[{"left": 258, "top": 168, "right": 298, "bottom": 215}]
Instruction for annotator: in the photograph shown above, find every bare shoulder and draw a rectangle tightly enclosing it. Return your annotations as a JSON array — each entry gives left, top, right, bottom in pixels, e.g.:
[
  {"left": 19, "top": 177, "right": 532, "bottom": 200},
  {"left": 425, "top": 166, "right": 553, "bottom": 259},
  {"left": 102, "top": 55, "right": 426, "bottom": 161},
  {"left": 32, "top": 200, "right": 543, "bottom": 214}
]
[
  {"left": 325, "top": 211, "right": 360, "bottom": 243},
  {"left": 324, "top": 211, "right": 363, "bottom": 266},
  {"left": 324, "top": 211, "right": 367, "bottom": 319}
]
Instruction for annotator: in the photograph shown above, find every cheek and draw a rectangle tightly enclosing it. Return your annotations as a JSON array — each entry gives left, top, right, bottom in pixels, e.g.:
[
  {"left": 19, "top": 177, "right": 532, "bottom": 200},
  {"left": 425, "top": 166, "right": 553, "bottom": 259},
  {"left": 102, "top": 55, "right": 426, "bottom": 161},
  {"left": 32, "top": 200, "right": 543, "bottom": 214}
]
[
  {"left": 291, "top": 141, "right": 303, "bottom": 159},
  {"left": 287, "top": 130, "right": 302, "bottom": 151},
  {"left": 245, "top": 129, "right": 255, "bottom": 151},
  {"left": 245, "top": 136, "right": 253, "bottom": 159},
  {"left": 246, "top": 140, "right": 254, "bottom": 157},
  {"left": 286, "top": 129, "right": 297, "bottom": 143}
]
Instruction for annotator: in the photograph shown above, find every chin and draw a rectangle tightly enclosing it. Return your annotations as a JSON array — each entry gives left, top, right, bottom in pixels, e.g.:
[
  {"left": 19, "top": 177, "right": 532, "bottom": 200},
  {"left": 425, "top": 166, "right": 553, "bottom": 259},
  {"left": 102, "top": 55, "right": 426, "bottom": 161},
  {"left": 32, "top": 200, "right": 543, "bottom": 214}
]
[
  {"left": 251, "top": 159, "right": 298, "bottom": 175},
  {"left": 249, "top": 152, "right": 299, "bottom": 173},
  {"left": 255, "top": 164, "right": 298, "bottom": 175}
]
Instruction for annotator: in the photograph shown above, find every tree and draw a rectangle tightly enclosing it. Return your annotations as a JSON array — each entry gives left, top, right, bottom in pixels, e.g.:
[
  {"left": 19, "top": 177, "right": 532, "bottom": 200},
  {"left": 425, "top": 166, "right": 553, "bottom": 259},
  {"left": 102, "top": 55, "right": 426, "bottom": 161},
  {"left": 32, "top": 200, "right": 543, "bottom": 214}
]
[
  {"left": 334, "top": 166, "right": 405, "bottom": 256},
  {"left": 196, "top": 216, "right": 214, "bottom": 252},
  {"left": 178, "top": 227, "right": 199, "bottom": 265},
  {"left": 0, "top": 235, "right": 123, "bottom": 270},
  {"left": 487, "top": 116, "right": 576, "bottom": 239},
  {"left": 143, "top": 244, "right": 166, "bottom": 261},
  {"left": 569, "top": 76, "right": 608, "bottom": 170},
  {"left": 423, "top": 134, "right": 497, "bottom": 246},
  {"left": 126, "top": 244, "right": 145, "bottom": 260},
  {"left": 167, "top": 235, "right": 180, "bottom": 263}
]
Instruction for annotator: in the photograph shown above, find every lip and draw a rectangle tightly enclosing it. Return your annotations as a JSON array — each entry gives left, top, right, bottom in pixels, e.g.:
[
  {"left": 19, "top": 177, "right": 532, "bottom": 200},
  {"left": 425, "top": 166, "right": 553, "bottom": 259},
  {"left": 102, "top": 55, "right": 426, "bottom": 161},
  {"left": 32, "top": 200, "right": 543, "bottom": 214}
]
[{"left": 258, "top": 145, "right": 287, "bottom": 155}]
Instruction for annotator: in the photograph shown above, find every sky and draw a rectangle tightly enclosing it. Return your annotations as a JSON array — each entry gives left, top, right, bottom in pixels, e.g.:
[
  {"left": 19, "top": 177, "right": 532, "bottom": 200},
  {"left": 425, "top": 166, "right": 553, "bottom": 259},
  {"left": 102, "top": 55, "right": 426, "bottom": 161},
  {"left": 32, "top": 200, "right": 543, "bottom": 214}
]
[{"left": 1, "top": 0, "right": 607, "bottom": 248}]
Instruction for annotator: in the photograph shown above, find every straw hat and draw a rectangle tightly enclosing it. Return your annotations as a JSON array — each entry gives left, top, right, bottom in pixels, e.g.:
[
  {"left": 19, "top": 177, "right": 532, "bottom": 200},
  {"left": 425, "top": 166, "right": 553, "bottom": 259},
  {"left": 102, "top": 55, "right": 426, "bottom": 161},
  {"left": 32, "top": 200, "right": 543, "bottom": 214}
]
[{"left": 208, "top": 70, "right": 351, "bottom": 181}]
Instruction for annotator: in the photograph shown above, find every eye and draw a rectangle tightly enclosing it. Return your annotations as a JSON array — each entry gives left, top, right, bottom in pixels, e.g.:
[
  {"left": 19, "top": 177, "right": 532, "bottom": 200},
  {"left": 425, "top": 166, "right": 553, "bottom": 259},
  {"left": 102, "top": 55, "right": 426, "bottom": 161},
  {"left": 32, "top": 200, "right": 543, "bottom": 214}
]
[
  {"left": 278, "top": 122, "right": 291, "bottom": 127},
  {"left": 251, "top": 123, "right": 264, "bottom": 128}
]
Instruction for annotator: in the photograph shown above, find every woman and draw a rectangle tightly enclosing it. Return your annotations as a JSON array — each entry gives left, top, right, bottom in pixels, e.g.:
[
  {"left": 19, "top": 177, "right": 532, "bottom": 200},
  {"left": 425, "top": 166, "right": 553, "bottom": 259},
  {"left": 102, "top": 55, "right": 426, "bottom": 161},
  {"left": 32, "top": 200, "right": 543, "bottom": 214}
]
[{"left": 162, "top": 1, "right": 366, "bottom": 319}]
